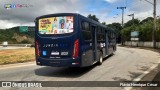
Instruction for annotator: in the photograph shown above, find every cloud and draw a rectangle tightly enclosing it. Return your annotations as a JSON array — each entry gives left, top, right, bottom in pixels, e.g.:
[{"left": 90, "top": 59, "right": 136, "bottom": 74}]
[
  {"left": 0, "top": 0, "right": 82, "bottom": 29},
  {"left": 0, "top": 0, "right": 160, "bottom": 29},
  {"left": 127, "top": 0, "right": 160, "bottom": 20},
  {"left": 103, "top": 0, "right": 160, "bottom": 24},
  {"left": 104, "top": 0, "right": 120, "bottom": 3}
]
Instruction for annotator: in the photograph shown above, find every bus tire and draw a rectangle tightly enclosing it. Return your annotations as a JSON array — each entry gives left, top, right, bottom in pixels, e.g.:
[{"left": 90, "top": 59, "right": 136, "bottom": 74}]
[{"left": 98, "top": 52, "right": 103, "bottom": 65}]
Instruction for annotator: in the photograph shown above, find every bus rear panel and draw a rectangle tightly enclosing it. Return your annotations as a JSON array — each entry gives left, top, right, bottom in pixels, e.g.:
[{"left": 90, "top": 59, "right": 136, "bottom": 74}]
[{"left": 35, "top": 13, "right": 81, "bottom": 67}]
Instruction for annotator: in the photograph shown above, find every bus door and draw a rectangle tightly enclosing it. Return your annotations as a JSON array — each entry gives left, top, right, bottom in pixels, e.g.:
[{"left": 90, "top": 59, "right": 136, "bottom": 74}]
[{"left": 91, "top": 26, "right": 98, "bottom": 62}]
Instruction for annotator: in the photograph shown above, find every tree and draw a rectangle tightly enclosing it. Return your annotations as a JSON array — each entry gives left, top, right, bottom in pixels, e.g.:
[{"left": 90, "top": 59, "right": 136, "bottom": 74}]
[
  {"left": 139, "top": 22, "right": 152, "bottom": 41},
  {"left": 102, "top": 22, "right": 106, "bottom": 25},
  {"left": 121, "top": 17, "right": 159, "bottom": 42},
  {"left": 107, "top": 23, "right": 122, "bottom": 43},
  {"left": 121, "top": 27, "right": 131, "bottom": 41},
  {"left": 107, "top": 23, "right": 122, "bottom": 31},
  {"left": 87, "top": 14, "right": 99, "bottom": 22},
  {"left": 124, "top": 19, "right": 140, "bottom": 28},
  {"left": 140, "top": 17, "right": 153, "bottom": 24}
]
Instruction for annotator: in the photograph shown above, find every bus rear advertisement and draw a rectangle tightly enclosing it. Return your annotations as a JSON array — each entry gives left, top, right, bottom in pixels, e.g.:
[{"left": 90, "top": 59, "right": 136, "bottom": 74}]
[{"left": 35, "top": 13, "right": 116, "bottom": 67}]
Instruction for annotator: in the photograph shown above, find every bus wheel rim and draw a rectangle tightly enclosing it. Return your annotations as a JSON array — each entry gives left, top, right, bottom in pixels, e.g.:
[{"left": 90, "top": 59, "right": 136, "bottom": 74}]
[{"left": 100, "top": 55, "right": 102, "bottom": 63}]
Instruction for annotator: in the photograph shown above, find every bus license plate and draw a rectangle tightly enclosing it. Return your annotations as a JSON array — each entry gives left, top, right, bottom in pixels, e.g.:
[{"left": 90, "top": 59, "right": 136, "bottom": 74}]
[
  {"left": 51, "top": 51, "right": 59, "bottom": 55},
  {"left": 61, "top": 51, "right": 69, "bottom": 56}
]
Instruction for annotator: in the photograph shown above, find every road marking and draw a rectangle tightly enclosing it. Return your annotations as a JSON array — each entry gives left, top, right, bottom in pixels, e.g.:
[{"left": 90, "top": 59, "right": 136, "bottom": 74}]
[
  {"left": 0, "top": 62, "right": 35, "bottom": 70},
  {"left": 124, "top": 60, "right": 160, "bottom": 90}
]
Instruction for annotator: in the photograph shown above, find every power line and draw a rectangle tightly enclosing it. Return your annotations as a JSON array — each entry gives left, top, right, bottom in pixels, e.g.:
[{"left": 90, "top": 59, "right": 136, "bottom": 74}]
[{"left": 125, "top": 0, "right": 128, "bottom": 8}]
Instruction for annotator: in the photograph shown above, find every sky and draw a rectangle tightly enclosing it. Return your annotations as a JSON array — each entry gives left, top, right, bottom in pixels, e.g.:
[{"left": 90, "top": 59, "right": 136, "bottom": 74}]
[{"left": 0, "top": 0, "right": 160, "bottom": 29}]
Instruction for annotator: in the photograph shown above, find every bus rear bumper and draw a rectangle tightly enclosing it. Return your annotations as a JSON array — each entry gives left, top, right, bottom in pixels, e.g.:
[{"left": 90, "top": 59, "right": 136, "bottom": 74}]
[{"left": 36, "top": 57, "right": 81, "bottom": 67}]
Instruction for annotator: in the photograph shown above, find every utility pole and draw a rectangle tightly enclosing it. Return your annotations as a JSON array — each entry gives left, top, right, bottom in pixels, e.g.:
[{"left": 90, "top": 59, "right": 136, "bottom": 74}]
[
  {"left": 153, "top": 0, "right": 156, "bottom": 48},
  {"left": 117, "top": 7, "right": 126, "bottom": 27},
  {"left": 140, "top": 0, "right": 157, "bottom": 48},
  {"left": 117, "top": 7, "right": 126, "bottom": 45},
  {"left": 128, "top": 13, "right": 135, "bottom": 27}
]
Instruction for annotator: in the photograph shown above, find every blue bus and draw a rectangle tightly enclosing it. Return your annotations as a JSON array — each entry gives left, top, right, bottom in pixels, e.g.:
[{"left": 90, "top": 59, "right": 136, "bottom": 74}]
[{"left": 35, "top": 13, "right": 116, "bottom": 67}]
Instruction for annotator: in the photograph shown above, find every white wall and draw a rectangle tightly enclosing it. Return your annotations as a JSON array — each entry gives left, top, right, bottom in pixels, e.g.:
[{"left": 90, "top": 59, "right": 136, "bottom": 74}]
[{"left": 124, "top": 41, "right": 160, "bottom": 48}]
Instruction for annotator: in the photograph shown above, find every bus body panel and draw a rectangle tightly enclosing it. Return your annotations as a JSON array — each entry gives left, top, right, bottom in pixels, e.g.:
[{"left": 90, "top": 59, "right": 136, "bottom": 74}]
[{"left": 36, "top": 34, "right": 81, "bottom": 67}]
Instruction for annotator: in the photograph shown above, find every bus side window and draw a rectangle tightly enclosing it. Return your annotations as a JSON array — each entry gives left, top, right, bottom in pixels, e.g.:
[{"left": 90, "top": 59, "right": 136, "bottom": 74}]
[
  {"left": 112, "top": 32, "right": 114, "bottom": 39},
  {"left": 102, "top": 33, "right": 105, "bottom": 41},
  {"left": 81, "top": 21, "right": 92, "bottom": 41},
  {"left": 110, "top": 32, "right": 112, "bottom": 39},
  {"left": 97, "top": 29, "right": 105, "bottom": 42},
  {"left": 81, "top": 21, "right": 90, "bottom": 31},
  {"left": 113, "top": 33, "right": 115, "bottom": 39},
  {"left": 102, "top": 28, "right": 105, "bottom": 33},
  {"left": 97, "top": 27, "right": 101, "bottom": 33},
  {"left": 82, "top": 31, "right": 92, "bottom": 41}
]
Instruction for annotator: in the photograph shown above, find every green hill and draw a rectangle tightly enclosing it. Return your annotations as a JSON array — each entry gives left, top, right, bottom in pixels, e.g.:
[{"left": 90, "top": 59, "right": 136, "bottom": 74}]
[{"left": 0, "top": 26, "right": 35, "bottom": 44}]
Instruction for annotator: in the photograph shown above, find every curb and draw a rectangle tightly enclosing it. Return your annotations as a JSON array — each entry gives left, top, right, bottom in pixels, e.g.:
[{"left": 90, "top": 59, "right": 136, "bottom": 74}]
[{"left": 0, "top": 61, "right": 35, "bottom": 70}]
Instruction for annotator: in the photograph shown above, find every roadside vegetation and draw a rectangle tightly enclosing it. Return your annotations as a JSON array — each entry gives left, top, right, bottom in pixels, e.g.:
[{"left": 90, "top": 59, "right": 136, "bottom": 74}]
[
  {"left": 121, "top": 17, "right": 160, "bottom": 42},
  {"left": 0, "top": 48, "right": 35, "bottom": 65},
  {"left": 88, "top": 14, "right": 160, "bottom": 43}
]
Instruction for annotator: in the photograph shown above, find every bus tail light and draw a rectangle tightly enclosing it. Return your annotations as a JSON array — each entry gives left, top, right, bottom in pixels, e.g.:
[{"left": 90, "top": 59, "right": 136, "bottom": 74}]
[
  {"left": 35, "top": 41, "right": 40, "bottom": 56},
  {"left": 73, "top": 39, "right": 79, "bottom": 59}
]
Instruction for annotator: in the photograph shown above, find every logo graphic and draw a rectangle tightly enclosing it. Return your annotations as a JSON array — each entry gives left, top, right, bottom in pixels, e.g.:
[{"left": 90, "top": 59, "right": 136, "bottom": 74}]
[
  {"left": 4, "top": 4, "right": 33, "bottom": 10},
  {"left": 2, "top": 82, "right": 11, "bottom": 87},
  {"left": 12, "top": 4, "right": 17, "bottom": 8},
  {"left": 4, "top": 4, "right": 12, "bottom": 9},
  {"left": 42, "top": 51, "right": 47, "bottom": 56},
  {"left": 16, "top": 4, "right": 22, "bottom": 8}
]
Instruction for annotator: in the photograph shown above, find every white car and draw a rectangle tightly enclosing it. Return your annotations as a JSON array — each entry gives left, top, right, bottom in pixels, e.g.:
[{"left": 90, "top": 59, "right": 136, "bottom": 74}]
[{"left": 2, "top": 41, "right": 8, "bottom": 47}]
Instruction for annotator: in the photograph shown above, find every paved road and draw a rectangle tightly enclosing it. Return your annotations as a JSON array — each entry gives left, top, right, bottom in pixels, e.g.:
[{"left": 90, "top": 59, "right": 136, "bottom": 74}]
[{"left": 0, "top": 46, "right": 160, "bottom": 90}]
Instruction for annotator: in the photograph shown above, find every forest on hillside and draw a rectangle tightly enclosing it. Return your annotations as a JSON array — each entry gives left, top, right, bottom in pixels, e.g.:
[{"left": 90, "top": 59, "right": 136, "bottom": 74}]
[{"left": 0, "top": 27, "right": 35, "bottom": 44}]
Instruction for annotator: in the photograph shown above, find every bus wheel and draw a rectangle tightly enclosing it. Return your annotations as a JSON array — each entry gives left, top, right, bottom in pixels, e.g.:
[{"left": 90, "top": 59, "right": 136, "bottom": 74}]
[{"left": 98, "top": 52, "right": 103, "bottom": 65}]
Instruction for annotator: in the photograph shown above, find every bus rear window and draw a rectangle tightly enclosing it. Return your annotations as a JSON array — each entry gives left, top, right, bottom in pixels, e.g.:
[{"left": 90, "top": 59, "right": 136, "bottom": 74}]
[{"left": 38, "top": 16, "right": 74, "bottom": 34}]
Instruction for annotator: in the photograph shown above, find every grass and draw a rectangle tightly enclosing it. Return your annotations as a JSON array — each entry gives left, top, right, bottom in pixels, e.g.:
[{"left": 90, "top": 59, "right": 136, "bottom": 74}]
[{"left": 0, "top": 48, "right": 35, "bottom": 65}]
